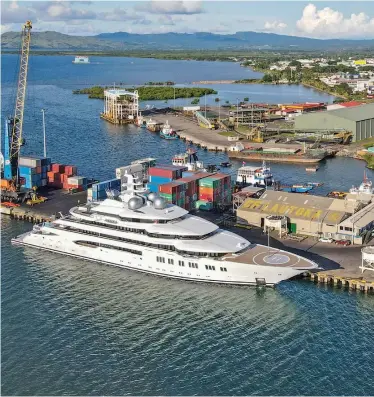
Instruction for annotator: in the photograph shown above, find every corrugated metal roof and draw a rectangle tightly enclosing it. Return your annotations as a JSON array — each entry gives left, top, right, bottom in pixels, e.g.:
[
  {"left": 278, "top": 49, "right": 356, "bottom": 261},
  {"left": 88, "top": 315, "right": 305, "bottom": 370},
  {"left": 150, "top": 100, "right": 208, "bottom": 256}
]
[
  {"left": 326, "top": 103, "right": 374, "bottom": 122},
  {"left": 238, "top": 191, "right": 349, "bottom": 224},
  {"left": 339, "top": 202, "right": 374, "bottom": 228}
]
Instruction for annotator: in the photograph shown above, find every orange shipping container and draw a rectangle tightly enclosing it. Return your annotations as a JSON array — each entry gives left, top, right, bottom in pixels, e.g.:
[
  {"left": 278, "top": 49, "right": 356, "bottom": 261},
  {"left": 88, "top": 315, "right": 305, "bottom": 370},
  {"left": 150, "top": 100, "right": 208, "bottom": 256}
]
[{"left": 199, "top": 186, "right": 214, "bottom": 196}]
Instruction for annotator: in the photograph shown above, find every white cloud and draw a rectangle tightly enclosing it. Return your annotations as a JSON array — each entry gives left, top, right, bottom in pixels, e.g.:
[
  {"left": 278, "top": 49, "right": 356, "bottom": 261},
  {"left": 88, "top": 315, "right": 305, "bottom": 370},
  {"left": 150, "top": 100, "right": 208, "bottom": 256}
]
[
  {"left": 138, "top": 1, "right": 203, "bottom": 15},
  {"left": 99, "top": 8, "right": 143, "bottom": 22},
  {"left": 1, "top": 1, "right": 37, "bottom": 23},
  {"left": 264, "top": 20, "right": 287, "bottom": 31},
  {"left": 296, "top": 3, "right": 374, "bottom": 38}
]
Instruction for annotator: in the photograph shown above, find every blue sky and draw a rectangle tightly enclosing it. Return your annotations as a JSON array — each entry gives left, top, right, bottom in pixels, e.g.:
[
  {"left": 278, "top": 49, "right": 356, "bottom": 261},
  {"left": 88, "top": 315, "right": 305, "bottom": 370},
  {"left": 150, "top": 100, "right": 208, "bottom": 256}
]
[{"left": 2, "top": 1, "right": 374, "bottom": 39}]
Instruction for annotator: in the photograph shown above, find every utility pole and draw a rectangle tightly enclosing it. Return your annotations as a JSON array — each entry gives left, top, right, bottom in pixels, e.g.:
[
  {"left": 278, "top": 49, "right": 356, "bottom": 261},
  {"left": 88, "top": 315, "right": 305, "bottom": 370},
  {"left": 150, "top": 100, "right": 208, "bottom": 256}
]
[
  {"left": 205, "top": 93, "right": 207, "bottom": 118},
  {"left": 173, "top": 86, "right": 176, "bottom": 110},
  {"left": 41, "top": 108, "right": 46, "bottom": 158}
]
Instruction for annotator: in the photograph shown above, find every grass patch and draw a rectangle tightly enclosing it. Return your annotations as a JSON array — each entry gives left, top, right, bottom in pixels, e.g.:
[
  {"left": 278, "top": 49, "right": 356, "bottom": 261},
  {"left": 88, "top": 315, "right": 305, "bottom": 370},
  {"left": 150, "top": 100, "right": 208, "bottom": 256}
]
[{"left": 218, "top": 131, "right": 238, "bottom": 137}]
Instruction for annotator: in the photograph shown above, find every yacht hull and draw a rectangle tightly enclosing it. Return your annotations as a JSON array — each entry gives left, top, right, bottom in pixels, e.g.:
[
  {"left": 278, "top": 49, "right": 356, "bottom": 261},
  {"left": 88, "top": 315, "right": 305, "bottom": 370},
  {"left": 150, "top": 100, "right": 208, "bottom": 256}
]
[{"left": 12, "top": 230, "right": 310, "bottom": 287}]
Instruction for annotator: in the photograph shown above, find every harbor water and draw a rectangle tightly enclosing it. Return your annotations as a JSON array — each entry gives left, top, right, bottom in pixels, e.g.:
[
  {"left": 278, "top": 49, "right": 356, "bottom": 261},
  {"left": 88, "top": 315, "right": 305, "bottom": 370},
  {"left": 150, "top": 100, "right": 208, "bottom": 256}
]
[{"left": 2, "top": 55, "right": 374, "bottom": 395}]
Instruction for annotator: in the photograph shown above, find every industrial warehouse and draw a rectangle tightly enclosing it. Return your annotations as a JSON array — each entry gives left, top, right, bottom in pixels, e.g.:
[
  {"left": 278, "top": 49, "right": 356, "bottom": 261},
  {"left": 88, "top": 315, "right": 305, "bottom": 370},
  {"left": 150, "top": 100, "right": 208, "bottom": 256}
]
[
  {"left": 294, "top": 102, "right": 374, "bottom": 142},
  {"left": 236, "top": 190, "right": 374, "bottom": 244}
]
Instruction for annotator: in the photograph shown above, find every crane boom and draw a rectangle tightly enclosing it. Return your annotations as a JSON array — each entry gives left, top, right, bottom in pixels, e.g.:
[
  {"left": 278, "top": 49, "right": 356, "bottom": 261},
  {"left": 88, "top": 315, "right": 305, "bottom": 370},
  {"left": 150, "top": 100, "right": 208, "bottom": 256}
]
[{"left": 4, "top": 20, "right": 32, "bottom": 185}]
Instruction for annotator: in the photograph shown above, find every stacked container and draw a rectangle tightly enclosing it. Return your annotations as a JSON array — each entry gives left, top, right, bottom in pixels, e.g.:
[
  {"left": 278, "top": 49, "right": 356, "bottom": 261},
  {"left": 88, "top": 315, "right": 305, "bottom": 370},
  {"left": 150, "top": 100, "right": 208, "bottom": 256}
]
[
  {"left": 147, "top": 165, "right": 187, "bottom": 193},
  {"left": 159, "top": 181, "right": 186, "bottom": 208},
  {"left": 67, "top": 176, "right": 88, "bottom": 192},
  {"left": 178, "top": 172, "right": 214, "bottom": 211},
  {"left": 47, "top": 163, "right": 78, "bottom": 189},
  {"left": 91, "top": 178, "right": 121, "bottom": 201},
  {"left": 198, "top": 174, "right": 232, "bottom": 207},
  {"left": 18, "top": 156, "right": 51, "bottom": 189}
]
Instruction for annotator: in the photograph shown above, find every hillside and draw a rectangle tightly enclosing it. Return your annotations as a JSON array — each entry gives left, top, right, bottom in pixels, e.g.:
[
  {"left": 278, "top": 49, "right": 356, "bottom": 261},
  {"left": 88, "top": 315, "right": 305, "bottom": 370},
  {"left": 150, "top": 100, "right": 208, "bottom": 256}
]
[
  {"left": 2, "top": 30, "right": 374, "bottom": 51},
  {"left": 1, "top": 31, "right": 125, "bottom": 50}
]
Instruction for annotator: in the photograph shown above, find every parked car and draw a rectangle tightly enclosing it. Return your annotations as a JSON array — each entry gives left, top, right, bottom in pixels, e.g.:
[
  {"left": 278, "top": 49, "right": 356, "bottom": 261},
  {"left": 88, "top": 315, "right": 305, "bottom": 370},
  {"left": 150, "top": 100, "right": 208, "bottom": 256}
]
[
  {"left": 319, "top": 237, "right": 334, "bottom": 243},
  {"left": 335, "top": 240, "right": 351, "bottom": 246}
]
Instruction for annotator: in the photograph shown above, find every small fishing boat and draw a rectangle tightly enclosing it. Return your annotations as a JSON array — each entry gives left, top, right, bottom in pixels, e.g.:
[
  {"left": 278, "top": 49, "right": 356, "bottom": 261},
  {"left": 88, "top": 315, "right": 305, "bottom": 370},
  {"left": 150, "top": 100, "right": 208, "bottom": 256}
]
[
  {"left": 220, "top": 162, "right": 232, "bottom": 167},
  {"left": 280, "top": 184, "right": 314, "bottom": 193},
  {"left": 306, "top": 166, "right": 319, "bottom": 172}
]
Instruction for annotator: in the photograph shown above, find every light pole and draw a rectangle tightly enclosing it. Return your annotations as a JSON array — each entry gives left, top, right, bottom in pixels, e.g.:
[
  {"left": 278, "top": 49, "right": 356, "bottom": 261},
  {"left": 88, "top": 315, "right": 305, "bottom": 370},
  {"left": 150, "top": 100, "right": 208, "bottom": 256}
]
[
  {"left": 236, "top": 98, "right": 239, "bottom": 128},
  {"left": 41, "top": 109, "right": 47, "bottom": 158},
  {"left": 173, "top": 86, "right": 176, "bottom": 110},
  {"left": 205, "top": 93, "right": 207, "bottom": 118}
]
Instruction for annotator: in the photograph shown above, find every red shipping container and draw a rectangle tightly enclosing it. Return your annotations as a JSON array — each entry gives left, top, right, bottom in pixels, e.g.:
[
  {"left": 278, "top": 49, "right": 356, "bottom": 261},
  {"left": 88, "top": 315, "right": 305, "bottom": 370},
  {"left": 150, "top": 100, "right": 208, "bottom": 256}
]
[
  {"left": 65, "top": 165, "right": 78, "bottom": 176},
  {"left": 159, "top": 181, "right": 186, "bottom": 194},
  {"left": 149, "top": 165, "right": 187, "bottom": 179},
  {"left": 51, "top": 163, "right": 65, "bottom": 173},
  {"left": 199, "top": 193, "right": 213, "bottom": 201}
]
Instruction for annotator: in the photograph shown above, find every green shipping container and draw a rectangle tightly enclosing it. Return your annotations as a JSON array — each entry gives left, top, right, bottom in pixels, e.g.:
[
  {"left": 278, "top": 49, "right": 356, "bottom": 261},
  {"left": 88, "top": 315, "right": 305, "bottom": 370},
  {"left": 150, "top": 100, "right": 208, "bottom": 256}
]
[{"left": 289, "top": 223, "right": 297, "bottom": 233}]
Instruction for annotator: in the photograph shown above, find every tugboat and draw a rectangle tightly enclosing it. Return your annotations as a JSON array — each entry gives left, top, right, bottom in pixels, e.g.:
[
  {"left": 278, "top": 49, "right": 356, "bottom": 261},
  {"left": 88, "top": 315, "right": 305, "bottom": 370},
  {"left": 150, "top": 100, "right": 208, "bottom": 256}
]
[
  {"left": 160, "top": 120, "right": 177, "bottom": 140},
  {"left": 172, "top": 148, "right": 206, "bottom": 172}
]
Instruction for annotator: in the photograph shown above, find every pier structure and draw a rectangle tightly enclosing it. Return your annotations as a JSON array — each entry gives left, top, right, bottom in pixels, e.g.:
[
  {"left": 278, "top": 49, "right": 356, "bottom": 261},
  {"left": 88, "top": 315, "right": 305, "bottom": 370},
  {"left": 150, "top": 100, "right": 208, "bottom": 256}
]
[{"left": 101, "top": 89, "right": 139, "bottom": 125}]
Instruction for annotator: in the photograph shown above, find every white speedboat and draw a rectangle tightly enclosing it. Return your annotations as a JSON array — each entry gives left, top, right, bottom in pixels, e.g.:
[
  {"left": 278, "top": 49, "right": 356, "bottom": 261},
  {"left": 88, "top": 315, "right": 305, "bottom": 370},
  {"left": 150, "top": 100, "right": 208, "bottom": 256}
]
[{"left": 12, "top": 175, "right": 317, "bottom": 286}]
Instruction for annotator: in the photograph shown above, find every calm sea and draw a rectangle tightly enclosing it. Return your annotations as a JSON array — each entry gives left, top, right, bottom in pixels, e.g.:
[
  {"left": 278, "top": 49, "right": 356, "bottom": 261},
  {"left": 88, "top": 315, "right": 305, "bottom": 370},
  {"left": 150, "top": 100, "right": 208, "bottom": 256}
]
[{"left": 2, "top": 55, "right": 374, "bottom": 396}]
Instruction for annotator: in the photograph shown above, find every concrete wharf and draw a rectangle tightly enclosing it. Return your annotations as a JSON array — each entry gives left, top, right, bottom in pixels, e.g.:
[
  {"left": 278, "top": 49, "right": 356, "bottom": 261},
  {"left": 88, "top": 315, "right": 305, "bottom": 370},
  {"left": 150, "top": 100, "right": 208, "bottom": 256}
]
[
  {"left": 1, "top": 189, "right": 87, "bottom": 223},
  {"left": 149, "top": 112, "right": 232, "bottom": 151}
]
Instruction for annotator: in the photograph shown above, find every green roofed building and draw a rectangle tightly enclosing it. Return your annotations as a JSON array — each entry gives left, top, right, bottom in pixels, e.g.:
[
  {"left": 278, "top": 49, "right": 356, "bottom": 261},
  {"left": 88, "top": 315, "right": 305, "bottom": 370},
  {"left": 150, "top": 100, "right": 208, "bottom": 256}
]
[{"left": 294, "top": 103, "right": 374, "bottom": 142}]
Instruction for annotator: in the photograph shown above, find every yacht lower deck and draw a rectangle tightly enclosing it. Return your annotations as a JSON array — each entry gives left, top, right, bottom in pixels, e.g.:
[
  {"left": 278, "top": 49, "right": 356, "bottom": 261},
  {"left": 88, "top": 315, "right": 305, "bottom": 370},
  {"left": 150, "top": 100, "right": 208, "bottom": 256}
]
[{"left": 222, "top": 244, "right": 315, "bottom": 269}]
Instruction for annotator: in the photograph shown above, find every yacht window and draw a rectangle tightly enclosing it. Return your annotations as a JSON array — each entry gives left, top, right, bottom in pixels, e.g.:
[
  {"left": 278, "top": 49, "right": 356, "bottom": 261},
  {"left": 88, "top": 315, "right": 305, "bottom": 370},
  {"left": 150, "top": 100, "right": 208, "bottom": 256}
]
[
  {"left": 220, "top": 267, "right": 227, "bottom": 272},
  {"left": 168, "top": 258, "right": 174, "bottom": 265},
  {"left": 74, "top": 240, "right": 141, "bottom": 255},
  {"left": 178, "top": 261, "right": 185, "bottom": 267}
]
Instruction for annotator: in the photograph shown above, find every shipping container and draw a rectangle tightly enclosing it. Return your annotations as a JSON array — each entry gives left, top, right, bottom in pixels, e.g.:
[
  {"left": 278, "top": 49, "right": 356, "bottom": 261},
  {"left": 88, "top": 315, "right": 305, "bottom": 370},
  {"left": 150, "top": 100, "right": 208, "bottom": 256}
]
[
  {"left": 147, "top": 182, "right": 160, "bottom": 193},
  {"left": 67, "top": 176, "right": 87, "bottom": 185},
  {"left": 148, "top": 175, "right": 174, "bottom": 184},
  {"left": 19, "top": 156, "right": 42, "bottom": 168},
  {"left": 148, "top": 165, "right": 187, "bottom": 180},
  {"left": 159, "top": 181, "right": 186, "bottom": 195},
  {"left": 195, "top": 200, "right": 213, "bottom": 211},
  {"left": 92, "top": 178, "right": 121, "bottom": 194},
  {"left": 19, "top": 166, "right": 36, "bottom": 175},
  {"left": 51, "top": 163, "right": 64, "bottom": 173}
]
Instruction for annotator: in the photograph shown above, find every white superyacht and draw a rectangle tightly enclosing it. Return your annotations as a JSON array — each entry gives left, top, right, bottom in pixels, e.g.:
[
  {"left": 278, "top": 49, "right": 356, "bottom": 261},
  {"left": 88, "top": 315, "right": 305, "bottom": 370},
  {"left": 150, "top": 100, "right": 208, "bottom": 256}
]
[{"left": 12, "top": 175, "right": 318, "bottom": 286}]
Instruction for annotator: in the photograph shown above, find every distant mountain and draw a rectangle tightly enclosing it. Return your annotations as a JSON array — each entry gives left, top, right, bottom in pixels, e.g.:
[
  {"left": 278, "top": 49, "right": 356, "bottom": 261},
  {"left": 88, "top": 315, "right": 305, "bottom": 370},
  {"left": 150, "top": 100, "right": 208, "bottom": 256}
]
[
  {"left": 2, "top": 30, "right": 374, "bottom": 51},
  {"left": 1, "top": 31, "right": 127, "bottom": 50}
]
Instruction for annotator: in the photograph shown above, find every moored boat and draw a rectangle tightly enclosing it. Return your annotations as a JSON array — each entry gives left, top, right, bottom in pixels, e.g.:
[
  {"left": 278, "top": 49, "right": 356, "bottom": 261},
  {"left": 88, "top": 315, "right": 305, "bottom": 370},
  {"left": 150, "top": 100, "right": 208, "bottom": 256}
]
[
  {"left": 236, "top": 161, "right": 274, "bottom": 187},
  {"left": 160, "top": 121, "right": 177, "bottom": 139}
]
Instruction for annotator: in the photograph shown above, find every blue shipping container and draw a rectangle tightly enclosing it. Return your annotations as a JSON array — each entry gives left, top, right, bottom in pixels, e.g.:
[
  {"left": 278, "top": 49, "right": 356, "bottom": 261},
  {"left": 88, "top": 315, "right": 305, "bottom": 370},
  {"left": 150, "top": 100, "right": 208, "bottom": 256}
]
[
  {"left": 92, "top": 178, "right": 121, "bottom": 193},
  {"left": 19, "top": 166, "right": 36, "bottom": 175},
  {"left": 149, "top": 175, "right": 173, "bottom": 184},
  {"left": 147, "top": 183, "right": 160, "bottom": 193}
]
